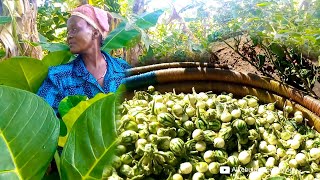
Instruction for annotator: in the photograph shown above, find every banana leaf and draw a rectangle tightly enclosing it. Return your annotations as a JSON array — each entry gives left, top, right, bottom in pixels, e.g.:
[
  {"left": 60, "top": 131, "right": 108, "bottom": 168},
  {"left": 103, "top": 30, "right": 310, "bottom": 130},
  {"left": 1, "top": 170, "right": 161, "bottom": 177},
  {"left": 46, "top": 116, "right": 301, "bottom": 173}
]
[{"left": 102, "top": 10, "right": 164, "bottom": 52}]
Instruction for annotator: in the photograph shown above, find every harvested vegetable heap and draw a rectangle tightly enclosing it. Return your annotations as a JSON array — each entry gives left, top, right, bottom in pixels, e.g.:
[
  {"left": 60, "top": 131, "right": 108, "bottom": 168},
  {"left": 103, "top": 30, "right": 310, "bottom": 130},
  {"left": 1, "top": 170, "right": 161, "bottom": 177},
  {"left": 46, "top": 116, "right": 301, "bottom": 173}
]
[{"left": 104, "top": 86, "right": 320, "bottom": 180}]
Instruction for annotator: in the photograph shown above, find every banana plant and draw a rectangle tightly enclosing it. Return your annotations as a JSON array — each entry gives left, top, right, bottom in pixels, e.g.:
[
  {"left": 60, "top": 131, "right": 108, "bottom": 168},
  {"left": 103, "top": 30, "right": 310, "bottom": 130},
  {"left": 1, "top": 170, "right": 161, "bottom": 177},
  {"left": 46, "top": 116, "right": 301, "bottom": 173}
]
[
  {"left": 102, "top": 9, "right": 164, "bottom": 52},
  {"left": 0, "top": 0, "right": 42, "bottom": 60}
]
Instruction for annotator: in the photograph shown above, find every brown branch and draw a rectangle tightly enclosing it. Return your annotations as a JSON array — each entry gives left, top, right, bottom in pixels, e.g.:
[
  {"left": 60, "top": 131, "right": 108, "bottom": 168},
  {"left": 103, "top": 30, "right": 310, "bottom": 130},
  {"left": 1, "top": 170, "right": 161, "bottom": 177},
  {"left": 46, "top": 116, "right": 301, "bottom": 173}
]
[
  {"left": 222, "top": 38, "right": 273, "bottom": 78},
  {"left": 283, "top": 47, "right": 318, "bottom": 98}
]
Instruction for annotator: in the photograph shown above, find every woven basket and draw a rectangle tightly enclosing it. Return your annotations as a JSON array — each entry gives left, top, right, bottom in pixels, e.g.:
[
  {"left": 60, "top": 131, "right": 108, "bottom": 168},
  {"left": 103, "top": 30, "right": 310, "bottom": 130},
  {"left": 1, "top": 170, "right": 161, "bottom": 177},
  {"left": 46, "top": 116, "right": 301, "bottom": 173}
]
[{"left": 125, "top": 63, "right": 320, "bottom": 132}]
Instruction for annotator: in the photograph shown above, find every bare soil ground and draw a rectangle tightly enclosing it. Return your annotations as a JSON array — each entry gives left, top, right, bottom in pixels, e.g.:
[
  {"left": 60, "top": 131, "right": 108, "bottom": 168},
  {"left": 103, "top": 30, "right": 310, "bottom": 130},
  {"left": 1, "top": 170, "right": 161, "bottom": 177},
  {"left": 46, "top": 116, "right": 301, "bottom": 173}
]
[
  {"left": 210, "top": 40, "right": 320, "bottom": 97},
  {"left": 209, "top": 40, "right": 265, "bottom": 77}
]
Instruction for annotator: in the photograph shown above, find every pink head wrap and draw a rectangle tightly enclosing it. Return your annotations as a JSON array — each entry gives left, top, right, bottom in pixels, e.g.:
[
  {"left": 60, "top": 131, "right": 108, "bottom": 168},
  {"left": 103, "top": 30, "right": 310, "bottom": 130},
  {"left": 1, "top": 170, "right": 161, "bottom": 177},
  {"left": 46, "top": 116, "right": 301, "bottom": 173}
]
[{"left": 71, "top": 4, "right": 111, "bottom": 39}]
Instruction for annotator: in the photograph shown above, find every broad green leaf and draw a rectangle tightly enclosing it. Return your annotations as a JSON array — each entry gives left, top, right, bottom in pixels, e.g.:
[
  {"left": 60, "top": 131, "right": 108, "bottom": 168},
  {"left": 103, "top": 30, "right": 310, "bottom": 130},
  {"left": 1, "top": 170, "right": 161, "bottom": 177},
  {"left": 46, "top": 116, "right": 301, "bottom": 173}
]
[
  {"left": 57, "top": 95, "right": 88, "bottom": 138},
  {"left": 134, "top": 10, "right": 163, "bottom": 29},
  {"left": 102, "top": 10, "right": 164, "bottom": 52},
  {"left": 39, "top": 42, "right": 70, "bottom": 52},
  {"left": 42, "top": 50, "right": 73, "bottom": 67},
  {"left": 256, "top": 2, "right": 273, "bottom": 7},
  {"left": 0, "top": 57, "right": 48, "bottom": 93},
  {"left": 58, "top": 95, "right": 88, "bottom": 117},
  {"left": 140, "top": 30, "right": 152, "bottom": 51},
  {"left": 0, "top": 85, "right": 60, "bottom": 179},
  {"left": 139, "top": 47, "right": 154, "bottom": 63},
  {"left": 58, "top": 93, "right": 107, "bottom": 147},
  {"left": 0, "top": 16, "right": 12, "bottom": 24},
  {"left": 250, "top": 34, "right": 261, "bottom": 46},
  {"left": 39, "top": 33, "right": 48, "bottom": 43},
  {"left": 269, "top": 43, "right": 285, "bottom": 59},
  {"left": 60, "top": 93, "right": 117, "bottom": 179}
]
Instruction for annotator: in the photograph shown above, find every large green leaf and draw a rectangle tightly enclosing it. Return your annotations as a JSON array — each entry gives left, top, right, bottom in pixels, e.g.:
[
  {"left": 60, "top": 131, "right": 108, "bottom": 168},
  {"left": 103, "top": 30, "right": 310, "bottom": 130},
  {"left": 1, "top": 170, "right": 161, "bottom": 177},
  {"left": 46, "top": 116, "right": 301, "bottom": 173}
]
[
  {"left": 42, "top": 50, "right": 73, "bottom": 67},
  {"left": 57, "top": 95, "right": 88, "bottom": 139},
  {"left": 269, "top": 43, "right": 285, "bottom": 59},
  {"left": 60, "top": 93, "right": 117, "bottom": 179},
  {"left": 58, "top": 95, "right": 88, "bottom": 118},
  {"left": 0, "top": 85, "right": 60, "bottom": 179},
  {"left": 0, "top": 57, "right": 48, "bottom": 93},
  {"left": 102, "top": 10, "right": 164, "bottom": 52},
  {"left": 39, "top": 42, "right": 70, "bottom": 52},
  {"left": 57, "top": 93, "right": 106, "bottom": 147}
]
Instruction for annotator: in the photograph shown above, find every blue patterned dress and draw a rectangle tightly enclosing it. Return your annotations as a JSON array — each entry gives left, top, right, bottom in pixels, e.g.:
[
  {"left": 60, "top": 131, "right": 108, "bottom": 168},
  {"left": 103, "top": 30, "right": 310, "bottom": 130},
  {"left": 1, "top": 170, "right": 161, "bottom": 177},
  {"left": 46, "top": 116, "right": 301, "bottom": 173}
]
[{"left": 37, "top": 51, "right": 131, "bottom": 113}]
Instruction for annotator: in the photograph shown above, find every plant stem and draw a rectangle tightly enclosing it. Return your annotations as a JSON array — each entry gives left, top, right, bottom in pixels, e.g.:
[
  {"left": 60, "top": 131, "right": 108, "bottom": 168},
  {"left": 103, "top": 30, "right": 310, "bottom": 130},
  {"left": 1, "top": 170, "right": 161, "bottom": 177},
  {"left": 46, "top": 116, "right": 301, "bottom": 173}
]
[
  {"left": 222, "top": 38, "right": 273, "bottom": 78},
  {"left": 260, "top": 43, "right": 290, "bottom": 82},
  {"left": 54, "top": 151, "right": 61, "bottom": 178},
  {"left": 283, "top": 47, "right": 318, "bottom": 98}
]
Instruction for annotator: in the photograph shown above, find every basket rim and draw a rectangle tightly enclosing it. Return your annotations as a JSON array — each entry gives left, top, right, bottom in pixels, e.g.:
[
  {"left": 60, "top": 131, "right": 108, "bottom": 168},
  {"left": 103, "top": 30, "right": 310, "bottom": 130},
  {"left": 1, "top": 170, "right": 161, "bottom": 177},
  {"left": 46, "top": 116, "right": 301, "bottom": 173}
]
[{"left": 125, "top": 65, "right": 320, "bottom": 119}]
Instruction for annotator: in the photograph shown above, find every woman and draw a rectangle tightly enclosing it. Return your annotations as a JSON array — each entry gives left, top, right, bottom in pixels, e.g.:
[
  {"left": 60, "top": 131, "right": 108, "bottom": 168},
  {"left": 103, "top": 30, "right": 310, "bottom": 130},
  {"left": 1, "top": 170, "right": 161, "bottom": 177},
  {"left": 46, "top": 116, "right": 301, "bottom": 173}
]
[{"left": 37, "top": 4, "right": 131, "bottom": 114}]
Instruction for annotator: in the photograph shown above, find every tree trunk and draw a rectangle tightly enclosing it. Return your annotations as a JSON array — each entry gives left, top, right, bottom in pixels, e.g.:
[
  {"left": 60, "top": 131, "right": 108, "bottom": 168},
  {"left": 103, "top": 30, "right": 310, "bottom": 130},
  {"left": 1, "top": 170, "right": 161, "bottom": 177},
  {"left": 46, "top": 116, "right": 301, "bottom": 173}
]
[
  {"left": 126, "top": 0, "right": 145, "bottom": 66},
  {"left": 20, "top": 0, "right": 43, "bottom": 59},
  {"left": 0, "top": 0, "right": 42, "bottom": 60}
]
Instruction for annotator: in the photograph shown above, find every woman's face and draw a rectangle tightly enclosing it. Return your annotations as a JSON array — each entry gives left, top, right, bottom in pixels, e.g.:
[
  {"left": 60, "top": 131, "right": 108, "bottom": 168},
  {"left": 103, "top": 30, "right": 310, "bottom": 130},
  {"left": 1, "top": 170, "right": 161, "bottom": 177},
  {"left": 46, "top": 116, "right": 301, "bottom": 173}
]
[{"left": 67, "top": 16, "right": 95, "bottom": 54}]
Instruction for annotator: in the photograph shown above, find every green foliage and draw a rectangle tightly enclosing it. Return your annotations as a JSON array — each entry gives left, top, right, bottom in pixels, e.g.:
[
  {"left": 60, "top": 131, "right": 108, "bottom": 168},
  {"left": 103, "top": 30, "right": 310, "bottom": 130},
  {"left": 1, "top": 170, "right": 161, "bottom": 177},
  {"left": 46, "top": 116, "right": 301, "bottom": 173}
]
[
  {"left": 105, "top": 0, "right": 121, "bottom": 13},
  {"left": 0, "top": 85, "right": 118, "bottom": 179},
  {"left": 60, "top": 93, "right": 117, "bottom": 179},
  {"left": 58, "top": 95, "right": 88, "bottom": 117},
  {"left": 230, "top": 0, "right": 320, "bottom": 58},
  {"left": 137, "top": 0, "right": 320, "bottom": 97},
  {"left": 142, "top": 1, "right": 217, "bottom": 62},
  {"left": 42, "top": 50, "right": 72, "bottom": 67},
  {"left": 0, "top": 57, "right": 48, "bottom": 93},
  {"left": 267, "top": 177, "right": 286, "bottom": 180},
  {"left": 39, "top": 42, "right": 70, "bottom": 52},
  {"left": 102, "top": 10, "right": 164, "bottom": 52},
  {"left": 0, "top": 52, "right": 72, "bottom": 93},
  {"left": 89, "top": 0, "right": 121, "bottom": 13},
  {"left": 0, "top": 49, "right": 5, "bottom": 59},
  {"left": 37, "top": 1, "right": 69, "bottom": 43},
  {"left": 0, "top": 85, "right": 60, "bottom": 179},
  {"left": 214, "top": 0, "right": 320, "bottom": 96},
  {"left": 57, "top": 93, "right": 107, "bottom": 147}
]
